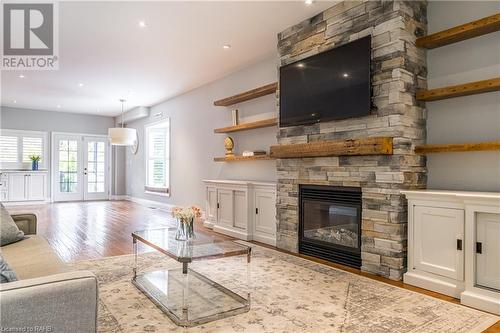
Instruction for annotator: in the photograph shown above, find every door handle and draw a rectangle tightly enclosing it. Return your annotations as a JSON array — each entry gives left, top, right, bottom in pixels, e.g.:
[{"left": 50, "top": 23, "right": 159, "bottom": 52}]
[
  {"left": 256, "top": 208, "right": 259, "bottom": 214},
  {"left": 217, "top": 203, "right": 220, "bottom": 209},
  {"left": 456, "top": 239, "right": 462, "bottom": 251}
]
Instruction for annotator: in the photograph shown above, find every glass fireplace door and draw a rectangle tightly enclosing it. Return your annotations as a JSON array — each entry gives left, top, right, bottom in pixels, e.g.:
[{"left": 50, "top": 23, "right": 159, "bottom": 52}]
[{"left": 302, "top": 200, "right": 360, "bottom": 251}]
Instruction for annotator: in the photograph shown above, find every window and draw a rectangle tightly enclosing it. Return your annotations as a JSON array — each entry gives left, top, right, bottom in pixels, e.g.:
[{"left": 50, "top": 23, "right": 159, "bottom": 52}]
[
  {"left": 0, "top": 129, "right": 47, "bottom": 169},
  {"left": 145, "top": 120, "right": 170, "bottom": 195}
]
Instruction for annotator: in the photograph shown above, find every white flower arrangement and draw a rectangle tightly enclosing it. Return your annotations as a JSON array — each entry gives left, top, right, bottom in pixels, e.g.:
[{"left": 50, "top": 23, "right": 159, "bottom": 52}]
[{"left": 171, "top": 206, "right": 201, "bottom": 223}]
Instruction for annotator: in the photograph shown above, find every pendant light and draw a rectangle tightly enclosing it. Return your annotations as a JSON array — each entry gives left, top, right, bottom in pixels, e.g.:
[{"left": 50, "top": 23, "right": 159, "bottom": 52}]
[{"left": 108, "top": 99, "right": 137, "bottom": 146}]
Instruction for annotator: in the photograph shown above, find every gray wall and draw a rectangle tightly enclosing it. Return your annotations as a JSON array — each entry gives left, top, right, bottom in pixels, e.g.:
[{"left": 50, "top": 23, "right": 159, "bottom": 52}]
[
  {"left": 426, "top": 1, "right": 500, "bottom": 192},
  {"left": 0, "top": 107, "right": 114, "bottom": 134},
  {"left": 0, "top": 106, "right": 120, "bottom": 196},
  {"left": 126, "top": 57, "right": 278, "bottom": 207}
]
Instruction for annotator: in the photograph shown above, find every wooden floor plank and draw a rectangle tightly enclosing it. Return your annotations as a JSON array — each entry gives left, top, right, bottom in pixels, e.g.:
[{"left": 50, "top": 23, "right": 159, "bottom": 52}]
[{"left": 5, "top": 201, "right": 498, "bottom": 331}]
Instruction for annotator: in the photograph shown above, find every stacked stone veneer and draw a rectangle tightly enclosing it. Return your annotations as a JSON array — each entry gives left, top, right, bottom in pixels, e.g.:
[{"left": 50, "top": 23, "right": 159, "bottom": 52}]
[{"left": 276, "top": 0, "right": 428, "bottom": 280}]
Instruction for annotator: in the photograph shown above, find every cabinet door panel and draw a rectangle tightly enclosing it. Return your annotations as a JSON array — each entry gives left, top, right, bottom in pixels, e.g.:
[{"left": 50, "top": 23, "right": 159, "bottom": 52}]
[
  {"left": 414, "top": 206, "right": 464, "bottom": 280},
  {"left": 8, "top": 174, "right": 27, "bottom": 201},
  {"left": 255, "top": 190, "right": 276, "bottom": 235},
  {"left": 206, "top": 187, "right": 217, "bottom": 222},
  {"left": 28, "top": 174, "right": 46, "bottom": 200},
  {"left": 233, "top": 190, "right": 247, "bottom": 230},
  {"left": 217, "top": 189, "right": 233, "bottom": 227},
  {"left": 476, "top": 213, "right": 500, "bottom": 291}
]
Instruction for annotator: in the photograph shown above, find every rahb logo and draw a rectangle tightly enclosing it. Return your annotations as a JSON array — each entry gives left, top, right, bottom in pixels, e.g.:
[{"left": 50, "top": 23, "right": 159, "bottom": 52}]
[{"left": 2, "top": 1, "right": 59, "bottom": 70}]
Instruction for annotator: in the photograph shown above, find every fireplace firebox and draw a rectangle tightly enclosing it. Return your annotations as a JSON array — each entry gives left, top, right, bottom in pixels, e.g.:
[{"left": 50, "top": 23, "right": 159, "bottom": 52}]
[{"left": 299, "top": 185, "right": 362, "bottom": 268}]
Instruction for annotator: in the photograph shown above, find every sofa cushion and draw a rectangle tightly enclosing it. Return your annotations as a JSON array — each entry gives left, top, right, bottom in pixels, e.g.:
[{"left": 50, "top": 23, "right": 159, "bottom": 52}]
[
  {"left": 1, "top": 236, "right": 69, "bottom": 280},
  {"left": 0, "top": 204, "right": 24, "bottom": 246},
  {"left": 0, "top": 254, "right": 18, "bottom": 283}
]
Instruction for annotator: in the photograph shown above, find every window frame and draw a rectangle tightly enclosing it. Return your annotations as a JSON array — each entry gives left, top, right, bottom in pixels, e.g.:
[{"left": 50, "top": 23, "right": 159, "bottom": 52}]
[
  {"left": 0, "top": 129, "right": 48, "bottom": 169},
  {"left": 144, "top": 119, "right": 170, "bottom": 197}
]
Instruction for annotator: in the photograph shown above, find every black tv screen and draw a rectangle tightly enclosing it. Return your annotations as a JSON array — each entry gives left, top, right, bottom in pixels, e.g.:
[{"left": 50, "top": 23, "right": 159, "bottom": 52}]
[{"left": 279, "top": 36, "right": 371, "bottom": 127}]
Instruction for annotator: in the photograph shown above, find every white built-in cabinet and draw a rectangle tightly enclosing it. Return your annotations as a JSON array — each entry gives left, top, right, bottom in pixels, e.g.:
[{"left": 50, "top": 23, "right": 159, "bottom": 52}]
[
  {"left": 0, "top": 171, "right": 48, "bottom": 202},
  {"left": 403, "top": 190, "right": 500, "bottom": 315},
  {"left": 203, "top": 180, "right": 276, "bottom": 246}
]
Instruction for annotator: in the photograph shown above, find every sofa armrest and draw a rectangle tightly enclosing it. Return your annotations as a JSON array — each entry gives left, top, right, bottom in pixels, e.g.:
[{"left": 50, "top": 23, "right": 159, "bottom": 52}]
[
  {"left": 0, "top": 271, "right": 98, "bottom": 333},
  {"left": 10, "top": 214, "right": 37, "bottom": 235}
]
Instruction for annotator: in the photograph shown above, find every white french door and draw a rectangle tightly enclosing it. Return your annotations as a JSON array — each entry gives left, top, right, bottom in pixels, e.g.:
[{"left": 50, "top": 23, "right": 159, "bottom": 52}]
[
  {"left": 83, "top": 137, "right": 109, "bottom": 201},
  {"left": 53, "top": 134, "right": 110, "bottom": 202}
]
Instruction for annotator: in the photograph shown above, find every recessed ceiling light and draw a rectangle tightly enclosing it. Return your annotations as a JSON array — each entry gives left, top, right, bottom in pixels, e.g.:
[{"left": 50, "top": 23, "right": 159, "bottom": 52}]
[
  {"left": 138, "top": 21, "right": 147, "bottom": 28},
  {"left": 343, "top": 73, "right": 349, "bottom": 78},
  {"left": 78, "top": 83, "right": 84, "bottom": 87},
  {"left": 13, "top": 100, "right": 17, "bottom": 104},
  {"left": 18, "top": 74, "right": 25, "bottom": 78},
  {"left": 222, "top": 44, "right": 231, "bottom": 49},
  {"left": 305, "top": 0, "right": 314, "bottom": 5},
  {"left": 57, "top": 105, "right": 61, "bottom": 108},
  {"left": 297, "top": 63, "right": 304, "bottom": 68}
]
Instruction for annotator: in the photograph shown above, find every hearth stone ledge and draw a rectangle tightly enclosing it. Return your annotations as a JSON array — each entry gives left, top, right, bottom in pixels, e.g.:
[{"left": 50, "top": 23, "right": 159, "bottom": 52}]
[{"left": 275, "top": 0, "right": 428, "bottom": 280}]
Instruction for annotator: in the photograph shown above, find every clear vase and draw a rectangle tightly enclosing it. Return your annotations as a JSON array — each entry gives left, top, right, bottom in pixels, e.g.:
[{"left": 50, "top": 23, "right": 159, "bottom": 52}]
[{"left": 175, "top": 217, "right": 195, "bottom": 241}]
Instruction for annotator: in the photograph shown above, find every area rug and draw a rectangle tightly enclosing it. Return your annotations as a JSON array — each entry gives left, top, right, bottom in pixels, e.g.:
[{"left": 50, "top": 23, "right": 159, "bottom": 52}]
[{"left": 71, "top": 242, "right": 498, "bottom": 333}]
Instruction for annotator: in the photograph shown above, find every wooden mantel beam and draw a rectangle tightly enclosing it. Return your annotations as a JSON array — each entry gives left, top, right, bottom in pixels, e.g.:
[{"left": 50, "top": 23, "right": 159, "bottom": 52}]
[{"left": 270, "top": 137, "right": 393, "bottom": 159}]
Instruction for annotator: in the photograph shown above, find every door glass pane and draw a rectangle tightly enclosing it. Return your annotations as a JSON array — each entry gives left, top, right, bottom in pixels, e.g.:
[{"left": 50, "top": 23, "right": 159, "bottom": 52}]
[
  {"left": 59, "top": 139, "right": 78, "bottom": 193},
  {"left": 87, "top": 141, "right": 106, "bottom": 193}
]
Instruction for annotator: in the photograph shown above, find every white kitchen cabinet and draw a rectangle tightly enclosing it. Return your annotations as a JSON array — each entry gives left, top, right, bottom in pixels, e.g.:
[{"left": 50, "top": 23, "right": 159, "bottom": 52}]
[
  {"left": 217, "top": 189, "right": 234, "bottom": 228},
  {"left": 403, "top": 190, "right": 500, "bottom": 315},
  {"left": 2, "top": 171, "right": 48, "bottom": 202},
  {"left": 413, "top": 206, "right": 464, "bottom": 281},
  {"left": 204, "top": 186, "right": 218, "bottom": 228},
  {"left": 253, "top": 188, "right": 277, "bottom": 245},
  {"left": 8, "top": 174, "right": 27, "bottom": 201},
  {"left": 203, "top": 180, "right": 276, "bottom": 245},
  {"left": 475, "top": 213, "right": 500, "bottom": 291},
  {"left": 27, "top": 173, "right": 47, "bottom": 200}
]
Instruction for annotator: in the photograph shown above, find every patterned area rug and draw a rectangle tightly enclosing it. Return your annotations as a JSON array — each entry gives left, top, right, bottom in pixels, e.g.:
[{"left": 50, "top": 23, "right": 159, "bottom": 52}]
[{"left": 71, "top": 242, "right": 498, "bottom": 333}]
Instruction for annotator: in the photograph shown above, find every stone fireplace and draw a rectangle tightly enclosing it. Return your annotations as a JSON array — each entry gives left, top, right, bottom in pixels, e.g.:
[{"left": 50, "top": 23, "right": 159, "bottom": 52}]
[{"left": 275, "top": 1, "right": 428, "bottom": 280}]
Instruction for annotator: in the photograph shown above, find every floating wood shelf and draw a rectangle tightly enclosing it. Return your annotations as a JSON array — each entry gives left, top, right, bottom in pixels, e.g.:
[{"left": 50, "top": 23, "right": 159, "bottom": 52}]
[
  {"left": 214, "top": 118, "right": 278, "bottom": 133},
  {"left": 416, "top": 13, "right": 500, "bottom": 49},
  {"left": 416, "top": 77, "right": 500, "bottom": 102},
  {"left": 214, "top": 155, "right": 274, "bottom": 162},
  {"left": 270, "top": 137, "right": 393, "bottom": 159},
  {"left": 415, "top": 141, "right": 500, "bottom": 154},
  {"left": 214, "top": 82, "right": 278, "bottom": 107}
]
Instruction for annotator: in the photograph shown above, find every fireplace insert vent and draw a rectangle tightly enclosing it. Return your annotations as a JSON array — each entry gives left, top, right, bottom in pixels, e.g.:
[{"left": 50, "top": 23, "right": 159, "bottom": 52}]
[{"left": 299, "top": 185, "right": 362, "bottom": 269}]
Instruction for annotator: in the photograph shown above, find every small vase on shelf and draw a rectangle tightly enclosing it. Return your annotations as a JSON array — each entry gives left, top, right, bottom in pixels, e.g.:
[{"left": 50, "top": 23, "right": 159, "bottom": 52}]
[{"left": 31, "top": 160, "right": 39, "bottom": 171}]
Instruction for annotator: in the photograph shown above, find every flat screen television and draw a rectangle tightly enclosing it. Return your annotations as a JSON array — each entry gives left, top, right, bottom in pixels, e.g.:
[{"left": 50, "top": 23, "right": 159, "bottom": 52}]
[{"left": 279, "top": 35, "right": 371, "bottom": 127}]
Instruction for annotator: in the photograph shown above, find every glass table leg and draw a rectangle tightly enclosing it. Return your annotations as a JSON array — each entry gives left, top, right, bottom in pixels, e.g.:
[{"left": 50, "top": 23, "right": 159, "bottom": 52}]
[
  {"left": 133, "top": 238, "right": 138, "bottom": 279},
  {"left": 182, "top": 262, "right": 189, "bottom": 325}
]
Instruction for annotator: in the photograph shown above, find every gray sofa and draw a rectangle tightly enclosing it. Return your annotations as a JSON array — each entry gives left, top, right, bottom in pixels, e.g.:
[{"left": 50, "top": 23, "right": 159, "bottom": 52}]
[{"left": 0, "top": 210, "right": 98, "bottom": 333}]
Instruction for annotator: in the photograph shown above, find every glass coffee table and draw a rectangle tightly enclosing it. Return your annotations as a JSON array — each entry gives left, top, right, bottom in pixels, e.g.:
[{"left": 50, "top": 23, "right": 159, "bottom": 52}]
[{"left": 131, "top": 227, "right": 251, "bottom": 327}]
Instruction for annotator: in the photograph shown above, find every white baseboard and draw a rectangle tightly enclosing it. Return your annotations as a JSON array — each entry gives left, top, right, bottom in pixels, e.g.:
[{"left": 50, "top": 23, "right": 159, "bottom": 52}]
[
  {"left": 126, "top": 196, "right": 174, "bottom": 212},
  {"left": 203, "top": 219, "right": 215, "bottom": 229},
  {"left": 213, "top": 225, "right": 252, "bottom": 241},
  {"left": 461, "top": 290, "right": 500, "bottom": 315},
  {"left": 2, "top": 199, "right": 50, "bottom": 206},
  {"left": 403, "top": 271, "right": 463, "bottom": 298},
  {"left": 109, "top": 195, "right": 129, "bottom": 200}
]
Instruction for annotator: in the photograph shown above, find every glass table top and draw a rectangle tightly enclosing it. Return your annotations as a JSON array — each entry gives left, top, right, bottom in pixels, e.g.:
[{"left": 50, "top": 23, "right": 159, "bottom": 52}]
[{"left": 132, "top": 227, "right": 250, "bottom": 262}]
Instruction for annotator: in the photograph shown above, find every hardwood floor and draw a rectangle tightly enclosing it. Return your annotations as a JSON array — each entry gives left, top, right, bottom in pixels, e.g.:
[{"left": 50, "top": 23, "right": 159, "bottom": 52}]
[{"left": 5, "top": 200, "right": 499, "bottom": 332}]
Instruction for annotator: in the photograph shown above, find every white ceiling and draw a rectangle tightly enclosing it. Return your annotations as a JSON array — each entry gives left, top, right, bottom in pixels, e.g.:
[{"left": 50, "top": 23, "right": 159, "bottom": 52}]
[{"left": 1, "top": 1, "right": 335, "bottom": 116}]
